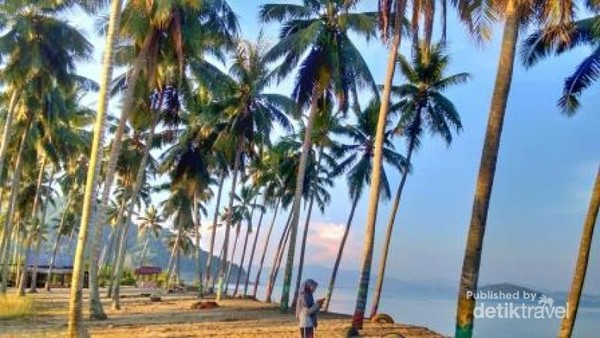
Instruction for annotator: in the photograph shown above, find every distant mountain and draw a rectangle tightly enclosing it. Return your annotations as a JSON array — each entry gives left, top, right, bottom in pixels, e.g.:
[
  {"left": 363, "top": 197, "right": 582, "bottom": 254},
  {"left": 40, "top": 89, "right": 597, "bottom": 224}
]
[
  {"left": 41, "top": 219, "right": 246, "bottom": 284},
  {"left": 122, "top": 223, "right": 246, "bottom": 283}
]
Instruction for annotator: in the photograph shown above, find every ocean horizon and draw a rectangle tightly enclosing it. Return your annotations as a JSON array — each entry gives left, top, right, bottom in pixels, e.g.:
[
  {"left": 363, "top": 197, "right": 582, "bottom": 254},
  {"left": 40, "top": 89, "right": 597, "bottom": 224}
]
[{"left": 252, "top": 283, "right": 600, "bottom": 337}]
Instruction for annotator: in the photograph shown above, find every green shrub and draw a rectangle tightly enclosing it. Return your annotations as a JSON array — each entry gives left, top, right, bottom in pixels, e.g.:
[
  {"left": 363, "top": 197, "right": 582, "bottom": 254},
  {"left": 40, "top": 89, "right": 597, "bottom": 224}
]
[{"left": 97, "top": 265, "right": 137, "bottom": 287}]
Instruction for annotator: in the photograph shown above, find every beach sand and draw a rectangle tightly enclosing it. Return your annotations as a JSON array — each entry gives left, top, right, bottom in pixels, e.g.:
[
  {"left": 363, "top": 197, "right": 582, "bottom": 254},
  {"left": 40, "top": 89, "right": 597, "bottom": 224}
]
[{"left": 0, "top": 287, "right": 444, "bottom": 337}]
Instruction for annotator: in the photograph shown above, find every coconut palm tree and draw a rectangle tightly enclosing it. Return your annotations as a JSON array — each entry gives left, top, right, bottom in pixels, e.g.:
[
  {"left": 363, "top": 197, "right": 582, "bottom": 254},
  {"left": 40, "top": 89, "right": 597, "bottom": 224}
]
[
  {"left": 323, "top": 98, "right": 404, "bottom": 312},
  {"left": 520, "top": 12, "right": 600, "bottom": 335},
  {"left": 250, "top": 146, "right": 291, "bottom": 298},
  {"left": 290, "top": 99, "right": 342, "bottom": 306},
  {"left": 0, "top": 2, "right": 93, "bottom": 294},
  {"left": 233, "top": 186, "right": 264, "bottom": 296},
  {"left": 522, "top": 10, "right": 600, "bottom": 115},
  {"left": 555, "top": 168, "right": 599, "bottom": 337},
  {"left": 369, "top": 42, "right": 467, "bottom": 317},
  {"left": 213, "top": 38, "right": 296, "bottom": 301},
  {"left": 86, "top": 0, "right": 238, "bottom": 319},
  {"left": 137, "top": 206, "right": 164, "bottom": 266},
  {"left": 349, "top": 0, "right": 406, "bottom": 328},
  {"left": 260, "top": 0, "right": 378, "bottom": 310},
  {"left": 451, "top": 1, "right": 575, "bottom": 336},
  {"left": 105, "top": 132, "right": 157, "bottom": 300},
  {"left": 65, "top": 0, "right": 122, "bottom": 328}
]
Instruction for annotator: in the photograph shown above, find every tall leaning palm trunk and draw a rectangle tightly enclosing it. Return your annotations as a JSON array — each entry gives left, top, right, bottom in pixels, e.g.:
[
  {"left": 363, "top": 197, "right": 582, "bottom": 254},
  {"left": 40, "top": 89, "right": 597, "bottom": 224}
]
[
  {"left": 455, "top": 4, "right": 519, "bottom": 337},
  {"left": 369, "top": 140, "right": 415, "bottom": 316},
  {"left": 193, "top": 194, "right": 203, "bottom": 296},
  {"left": 0, "top": 91, "right": 18, "bottom": 199},
  {"left": 558, "top": 168, "right": 600, "bottom": 337},
  {"left": 18, "top": 157, "right": 47, "bottom": 296},
  {"left": 111, "top": 119, "right": 158, "bottom": 310},
  {"left": 68, "top": 0, "right": 124, "bottom": 334},
  {"left": 351, "top": 0, "right": 406, "bottom": 330},
  {"left": 234, "top": 207, "right": 256, "bottom": 296},
  {"left": 0, "top": 115, "right": 33, "bottom": 294},
  {"left": 292, "top": 188, "right": 317, "bottom": 306},
  {"left": 252, "top": 197, "right": 280, "bottom": 297},
  {"left": 105, "top": 201, "right": 127, "bottom": 298},
  {"left": 46, "top": 196, "right": 72, "bottom": 291},
  {"left": 216, "top": 140, "right": 242, "bottom": 302},
  {"left": 88, "top": 29, "right": 154, "bottom": 321},
  {"left": 280, "top": 88, "right": 321, "bottom": 310},
  {"left": 265, "top": 209, "right": 293, "bottom": 302},
  {"left": 30, "top": 171, "right": 54, "bottom": 293},
  {"left": 165, "top": 234, "right": 180, "bottom": 284},
  {"left": 293, "top": 148, "right": 323, "bottom": 306},
  {"left": 324, "top": 194, "right": 359, "bottom": 312},
  {"left": 244, "top": 195, "right": 268, "bottom": 296},
  {"left": 224, "top": 223, "right": 241, "bottom": 293},
  {"left": 205, "top": 170, "right": 225, "bottom": 290}
]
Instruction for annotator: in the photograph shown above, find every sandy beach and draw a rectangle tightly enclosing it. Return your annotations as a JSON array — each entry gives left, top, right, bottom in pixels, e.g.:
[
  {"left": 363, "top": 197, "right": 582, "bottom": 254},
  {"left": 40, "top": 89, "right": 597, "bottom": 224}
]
[{"left": 0, "top": 287, "right": 444, "bottom": 337}]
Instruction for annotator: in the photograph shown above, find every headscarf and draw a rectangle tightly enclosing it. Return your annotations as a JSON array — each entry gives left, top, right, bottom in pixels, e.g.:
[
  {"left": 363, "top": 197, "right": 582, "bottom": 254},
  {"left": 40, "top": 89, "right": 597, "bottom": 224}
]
[{"left": 296, "top": 279, "right": 318, "bottom": 327}]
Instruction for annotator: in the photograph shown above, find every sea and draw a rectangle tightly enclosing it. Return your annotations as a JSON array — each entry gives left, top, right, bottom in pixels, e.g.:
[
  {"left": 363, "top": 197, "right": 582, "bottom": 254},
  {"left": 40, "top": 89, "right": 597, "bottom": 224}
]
[{"left": 253, "top": 284, "right": 600, "bottom": 337}]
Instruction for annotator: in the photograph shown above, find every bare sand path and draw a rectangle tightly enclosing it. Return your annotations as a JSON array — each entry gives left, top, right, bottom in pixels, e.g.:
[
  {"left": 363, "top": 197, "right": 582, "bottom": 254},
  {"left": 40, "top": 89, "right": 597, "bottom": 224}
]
[{"left": 0, "top": 287, "right": 444, "bottom": 337}]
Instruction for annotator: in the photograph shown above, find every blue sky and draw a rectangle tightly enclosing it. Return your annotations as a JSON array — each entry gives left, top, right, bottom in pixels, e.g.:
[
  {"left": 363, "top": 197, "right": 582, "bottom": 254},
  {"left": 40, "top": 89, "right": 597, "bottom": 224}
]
[{"left": 72, "top": 1, "right": 600, "bottom": 294}]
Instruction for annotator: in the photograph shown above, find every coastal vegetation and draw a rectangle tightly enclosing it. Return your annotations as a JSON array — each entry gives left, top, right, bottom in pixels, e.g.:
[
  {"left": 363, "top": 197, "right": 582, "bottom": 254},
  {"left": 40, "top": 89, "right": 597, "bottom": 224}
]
[{"left": 0, "top": 0, "right": 597, "bottom": 337}]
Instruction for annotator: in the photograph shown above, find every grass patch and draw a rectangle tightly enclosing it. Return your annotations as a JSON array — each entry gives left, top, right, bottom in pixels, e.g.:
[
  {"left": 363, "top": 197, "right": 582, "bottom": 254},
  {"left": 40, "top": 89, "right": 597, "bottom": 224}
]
[{"left": 0, "top": 295, "right": 37, "bottom": 320}]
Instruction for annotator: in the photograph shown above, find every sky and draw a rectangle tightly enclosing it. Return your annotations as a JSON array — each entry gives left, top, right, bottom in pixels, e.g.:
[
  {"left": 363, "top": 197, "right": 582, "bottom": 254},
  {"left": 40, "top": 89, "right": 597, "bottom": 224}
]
[{"left": 70, "top": 1, "right": 600, "bottom": 294}]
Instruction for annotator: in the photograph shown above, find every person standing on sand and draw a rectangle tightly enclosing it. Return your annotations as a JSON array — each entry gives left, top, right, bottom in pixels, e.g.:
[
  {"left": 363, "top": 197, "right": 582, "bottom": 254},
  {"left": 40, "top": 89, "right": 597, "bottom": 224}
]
[{"left": 296, "top": 279, "right": 324, "bottom": 338}]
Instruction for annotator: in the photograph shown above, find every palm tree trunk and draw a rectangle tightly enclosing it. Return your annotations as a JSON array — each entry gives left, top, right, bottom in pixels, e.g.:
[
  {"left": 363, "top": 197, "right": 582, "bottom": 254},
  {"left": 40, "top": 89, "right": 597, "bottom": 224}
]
[
  {"left": 176, "top": 249, "right": 181, "bottom": 285},
  {"left": 271, "top": 220, "right": 291, "bottom": 291},
  {"left": 46, "top": 195, "right": 72, "bottom": 291},
  {"left": 14, "top": 235, "right": 23, "bottom": 286},
  {"left": 212, "top": 242, "right": 224, "bottom": 291},
  {"left": 558, "top": 167, "right": 600, "bottom": 337},
  {"left": 106, "top": 201, "right": 127, "bottom": 298},
  {"left": 351, "top": 0, "right": 406, "bottom": 330},
  {"left": 165, "top": 235, "right": 180, "bottom": 286},
  {"left": 99, "top": 223, "right": 118, "bottom": 273},
  {"left": 369, "top": 140, "right": 415, "bottom": 317},
  {"left": 234, "top": 208, "right": 255, "bottom": 296},
  {"left": 292, "top": 148, "right": 323, "bottom": 306},
  {"left": 265, "top": 209, "right": 293, "bottom": 302},
  {"left": 244, "top": 194, "right": 268, "bottom": 296},
  {"left": 0, "top": 91, "right": 18, "bottom": 198},
  {"left": 324, "top": 194, "right": 359, "bottom": 312},
  {"left": 224, "top": 223, "right": 241, "bottom": 294},
  {"left": 88, "top": 29, "right": 154, "bottom": 322},
  {"left": 68, "top": 0, "right": 124, "bottom": 333},
  {"left": 193, "top": 193, "right": 203, "bottom": 296},
  {"left": 106, "top": 206, "right": 127, "bottom": 298},
  {"left": 280, "top": 87, "right": 322, "bottom": 310},
  {"left": 17, "top": 235, "right": 34, "bottom": 296},
  {"left": 292, "top": 192, "right": 316, "bottom": 307},
  {"left": 111, "top": 119, "right": 158, "bottom": 310},
  {"left": 0, "top": 116, "right": 33, "bottom": 294},
  {"left": 29, "top": 232, "right": 44, "bottom": 293},
  {"left": 252, "top": 197, "right": 281, "bottom": 297},
  {"left": 30, "top": 169, "right": 54, "bottom": 293},
  {"left": 139, "top": 236, "right": 150, "bottom": 267},
  {"left": 205, "top": 170, "right": 225, "bottom": 289},
  {"left": 455, "top": 4, "right": 519, "bottom": 337},
  {"left": 216, "top": 140, "right": 242, "bottom": 301},
  {"left": 18, "top": 156, "right": 47, "bottom": 296}
]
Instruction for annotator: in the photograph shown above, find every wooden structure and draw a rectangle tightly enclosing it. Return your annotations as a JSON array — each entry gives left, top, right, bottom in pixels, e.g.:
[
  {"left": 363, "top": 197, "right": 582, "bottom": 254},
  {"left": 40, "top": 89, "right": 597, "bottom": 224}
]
[{"left": 134, "top": 266, "right": 161, "bottom": 289}]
